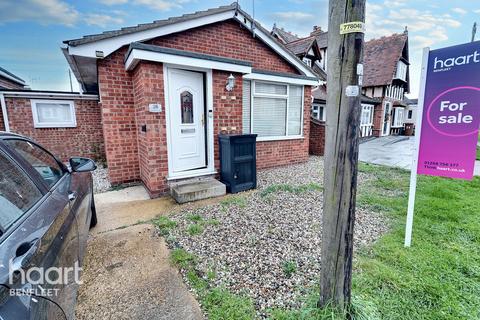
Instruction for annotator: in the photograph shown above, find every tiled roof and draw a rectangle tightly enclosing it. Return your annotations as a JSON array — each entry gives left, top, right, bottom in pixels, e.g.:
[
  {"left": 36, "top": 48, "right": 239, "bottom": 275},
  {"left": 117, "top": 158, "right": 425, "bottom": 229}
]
[
  {"left": 276, "top": 24, "right": 408, "bottom": 88},
  {"left": 363, "top": 33, "right": 408, "bottom": 87},
  {"left": 285, "top": 37, "right": 315, "bottom": 55},
  {"left": 64, "top": 3, "right": 238, "bottom": 46},
  {"left": 271, "top": 25, "right": 299, "bottom": 44},
  {"left": 314, "top": 31, "right": 328, "bottom": 49},
  {"left": 312, "top": 85, "right": 327, "bottom": 101}
]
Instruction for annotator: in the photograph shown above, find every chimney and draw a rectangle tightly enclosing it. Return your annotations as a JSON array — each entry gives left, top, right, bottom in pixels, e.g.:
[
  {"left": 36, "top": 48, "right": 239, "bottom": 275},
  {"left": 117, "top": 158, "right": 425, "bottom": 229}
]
[{"left": 311, "top": 25, "right": 322, "bottom": 35}]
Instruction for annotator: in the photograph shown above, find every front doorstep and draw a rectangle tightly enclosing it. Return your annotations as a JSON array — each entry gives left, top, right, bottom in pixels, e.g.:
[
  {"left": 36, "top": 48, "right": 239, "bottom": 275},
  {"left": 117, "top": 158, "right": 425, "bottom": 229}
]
[{"left": 170, "top": 178, "right": 226, "bottom": 204}]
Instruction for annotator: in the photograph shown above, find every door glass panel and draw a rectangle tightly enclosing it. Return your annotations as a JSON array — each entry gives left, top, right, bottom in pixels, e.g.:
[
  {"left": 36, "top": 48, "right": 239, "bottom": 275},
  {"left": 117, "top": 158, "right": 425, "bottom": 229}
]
[
  {"left": 5, "top": 140, "right": 64, "bottom": 189},
  {"left": 180, "top": 91, "right": 194, "bottom": 124},
  {"left": 0, "top": 150, "right": 42, "bottom": 233}
]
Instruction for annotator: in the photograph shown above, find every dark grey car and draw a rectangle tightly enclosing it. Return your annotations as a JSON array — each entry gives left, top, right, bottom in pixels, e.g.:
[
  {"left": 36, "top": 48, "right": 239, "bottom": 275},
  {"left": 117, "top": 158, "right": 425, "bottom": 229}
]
[{"left": 0, "top": 132, "right": 97, "bottom": 320}]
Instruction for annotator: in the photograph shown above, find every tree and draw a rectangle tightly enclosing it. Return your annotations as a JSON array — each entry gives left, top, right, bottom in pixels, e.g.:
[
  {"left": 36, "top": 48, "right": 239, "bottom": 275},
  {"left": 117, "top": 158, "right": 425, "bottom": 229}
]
[{"left": 319, "top": 0, "right": 366, "bottom": 310}]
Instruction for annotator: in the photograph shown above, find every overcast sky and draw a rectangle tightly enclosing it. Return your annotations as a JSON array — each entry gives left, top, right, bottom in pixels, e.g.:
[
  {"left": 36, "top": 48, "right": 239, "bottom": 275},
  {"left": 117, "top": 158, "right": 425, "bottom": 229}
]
[{"left": 0, "top": 0, "right": 478, "bottom": 97}]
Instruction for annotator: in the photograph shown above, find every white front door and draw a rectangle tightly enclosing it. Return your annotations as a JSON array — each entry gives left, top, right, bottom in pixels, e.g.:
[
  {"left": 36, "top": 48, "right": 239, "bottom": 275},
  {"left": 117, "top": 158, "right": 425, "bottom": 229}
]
[{"left": 167, "top": 68, "right": 206, "bottom": 173}]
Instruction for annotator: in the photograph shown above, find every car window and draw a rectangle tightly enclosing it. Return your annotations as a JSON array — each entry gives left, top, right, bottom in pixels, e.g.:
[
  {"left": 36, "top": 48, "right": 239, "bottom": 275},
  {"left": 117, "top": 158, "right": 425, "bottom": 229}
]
[
  {"left": 0, "top": 150, "right": 43, "bottom": 234},
  {"left": 5, "top": 140, "right": 64, "bottom": 188}
]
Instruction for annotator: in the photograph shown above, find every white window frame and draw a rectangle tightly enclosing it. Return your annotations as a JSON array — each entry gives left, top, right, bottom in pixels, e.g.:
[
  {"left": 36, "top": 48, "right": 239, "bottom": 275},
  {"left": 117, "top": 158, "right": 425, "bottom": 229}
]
[
  {"left": 360, "top": 104, "right": 374, "bottom": 137},
  {"left": 244, "top": 80, "right": 304, "bottom": 141},
  {"left": 392, "top": 107, "right": 405, "bottom": 128},
  {"left": 395, "top": 60, "right": 407, "bottom": 81},
  {"left": 31, "top": 99, "right": 76, "bottom": 128},
  {"left": 312, "top": 103, "right": 326, "bottom": 121},
  {"left": 302, "top": 57, "right": 312, "bottom": 67}
]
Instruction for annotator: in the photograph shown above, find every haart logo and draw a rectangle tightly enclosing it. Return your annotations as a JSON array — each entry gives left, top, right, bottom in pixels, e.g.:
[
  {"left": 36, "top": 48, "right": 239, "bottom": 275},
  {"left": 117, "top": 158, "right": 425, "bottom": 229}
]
[{"left": 433, "top": 50, "right": 480, "bottom": 72}]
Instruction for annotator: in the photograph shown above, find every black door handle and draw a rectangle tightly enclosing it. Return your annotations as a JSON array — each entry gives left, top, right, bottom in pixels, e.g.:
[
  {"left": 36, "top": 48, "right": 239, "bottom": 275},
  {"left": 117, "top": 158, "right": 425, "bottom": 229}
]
[{"left": 12, "top": 239, "right": 39, "bottom": 271}]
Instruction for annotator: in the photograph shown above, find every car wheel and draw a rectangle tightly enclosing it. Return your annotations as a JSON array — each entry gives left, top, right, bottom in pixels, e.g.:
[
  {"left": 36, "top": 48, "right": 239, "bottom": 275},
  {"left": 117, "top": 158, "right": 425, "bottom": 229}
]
[{"left": 90, "top": 193, "right": 98, "bottom": 229}]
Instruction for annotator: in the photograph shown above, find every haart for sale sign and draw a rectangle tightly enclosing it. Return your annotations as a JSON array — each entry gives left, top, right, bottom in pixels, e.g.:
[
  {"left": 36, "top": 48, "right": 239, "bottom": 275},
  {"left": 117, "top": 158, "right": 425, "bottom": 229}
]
[{"left": 417, "top": 41, "right": 480, "bottom": 180}]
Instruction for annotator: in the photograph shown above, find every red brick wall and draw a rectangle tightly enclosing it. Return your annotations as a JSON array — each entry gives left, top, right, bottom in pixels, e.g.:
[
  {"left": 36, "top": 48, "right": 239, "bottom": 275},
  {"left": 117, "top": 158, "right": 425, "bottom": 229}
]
[
  {"left": 309, "top": 118, "right": 326, "bottom": 156},
  {"left": 132, "top": 61, "right": 168, "bottom": 197},
  {"left": 4, "top": 97, "right": 105, "bottom": 161},
  {"left": 148, "top": 20, "right": 299, "bottom": 74},
  {"left": 98, "top": 48, "right": 140, "bottom": 185}
]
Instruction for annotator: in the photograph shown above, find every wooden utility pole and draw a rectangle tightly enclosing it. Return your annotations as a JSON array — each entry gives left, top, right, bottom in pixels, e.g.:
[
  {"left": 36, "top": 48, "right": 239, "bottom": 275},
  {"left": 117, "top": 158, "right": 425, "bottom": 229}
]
[{"left": 320, "top": 0, "right": 365, "bottom": 310}]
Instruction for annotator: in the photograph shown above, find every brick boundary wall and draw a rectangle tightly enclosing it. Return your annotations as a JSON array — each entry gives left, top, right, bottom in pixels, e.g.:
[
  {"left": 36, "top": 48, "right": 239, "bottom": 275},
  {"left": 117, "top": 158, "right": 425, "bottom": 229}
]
[
  {"left": 4, "top": 97, "right": 105, "bottom": 162},
  {"left": 309, "top": 117, "right": 326, "bottom": 156}
]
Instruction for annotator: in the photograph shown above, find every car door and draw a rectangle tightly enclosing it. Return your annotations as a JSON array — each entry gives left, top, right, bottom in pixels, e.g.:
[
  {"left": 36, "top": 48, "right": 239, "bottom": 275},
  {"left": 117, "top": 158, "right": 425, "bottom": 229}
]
[
  {"left": 68, "top": 165, "right": 92, "bottom": 264},
  {"left": 0, "top": 139, "right": 80, "bottom": 320}
]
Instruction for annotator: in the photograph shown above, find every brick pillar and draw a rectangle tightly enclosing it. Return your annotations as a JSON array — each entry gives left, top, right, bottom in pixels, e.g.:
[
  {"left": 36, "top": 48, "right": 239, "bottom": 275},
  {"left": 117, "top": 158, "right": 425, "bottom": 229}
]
[{"left": 132, "top": 61, "right": 169, "bottom": 197}]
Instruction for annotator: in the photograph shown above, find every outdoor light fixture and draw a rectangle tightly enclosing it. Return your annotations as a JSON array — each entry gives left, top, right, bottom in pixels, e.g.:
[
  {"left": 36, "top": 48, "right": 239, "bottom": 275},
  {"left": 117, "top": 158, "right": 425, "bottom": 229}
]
[{"left": 226, "top": 74, "right": 235, "bottom": 91}]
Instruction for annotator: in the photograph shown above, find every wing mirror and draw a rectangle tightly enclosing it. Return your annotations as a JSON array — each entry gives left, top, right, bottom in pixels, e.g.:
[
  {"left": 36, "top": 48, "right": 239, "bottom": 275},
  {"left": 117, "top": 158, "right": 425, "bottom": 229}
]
[{"left": 69, "top": 157, "right": 97, "bottom": 173}]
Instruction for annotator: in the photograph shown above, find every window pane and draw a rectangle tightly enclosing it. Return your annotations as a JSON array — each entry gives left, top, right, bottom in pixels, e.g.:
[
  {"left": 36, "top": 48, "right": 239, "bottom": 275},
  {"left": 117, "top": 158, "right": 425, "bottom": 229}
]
[
  {"left": 180, "top": 91, "right": 194, "bottom": 124},
  {"left": 252, "top": 97, "right": 286, "bottom": 137},
  {"left": 0, "top": 151, "right": 42, "bottom": 232},
  {"left": 242, "top": 81, "right": 251, "bottom": 134},
  {"left": 36, "top": 103, "right": 72, "bottom": 123},
  {"left": 288, "top": 85, "right": 302, "bottom": 135},
  {"left": 6, "top": 140, "right": 64, "bottom": 189},
  {"left": 255, "top": 82, "right": 287, "bottom": 95}
]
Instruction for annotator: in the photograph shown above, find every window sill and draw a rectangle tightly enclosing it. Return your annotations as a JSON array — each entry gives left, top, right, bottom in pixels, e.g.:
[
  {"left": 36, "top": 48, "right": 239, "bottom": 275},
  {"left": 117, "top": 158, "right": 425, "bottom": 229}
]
[
  {"left": 256, "top": 136, "right": 304, "bottom": 142},
  {"left": 33, "top": 124, "right": 77, "bottom": 128}
]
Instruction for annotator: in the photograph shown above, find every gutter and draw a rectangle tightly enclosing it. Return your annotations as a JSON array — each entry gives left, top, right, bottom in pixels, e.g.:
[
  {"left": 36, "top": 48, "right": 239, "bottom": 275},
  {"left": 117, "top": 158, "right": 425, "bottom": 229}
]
[{"left": 0, "top": 93, "right": 10, "bottom": 132}]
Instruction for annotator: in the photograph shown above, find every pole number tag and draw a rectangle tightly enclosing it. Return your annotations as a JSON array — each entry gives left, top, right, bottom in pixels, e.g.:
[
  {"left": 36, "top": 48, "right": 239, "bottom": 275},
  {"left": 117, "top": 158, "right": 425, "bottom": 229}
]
[{"left": 340, "top": 22, "right": 366, "bottom": 35}]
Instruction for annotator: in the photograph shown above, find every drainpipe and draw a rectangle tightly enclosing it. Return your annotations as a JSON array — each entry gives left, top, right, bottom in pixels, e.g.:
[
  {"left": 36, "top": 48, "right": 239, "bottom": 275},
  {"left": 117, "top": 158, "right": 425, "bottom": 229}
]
[{"left": 0, "top": 93, "right": 10, "bottom": 132}]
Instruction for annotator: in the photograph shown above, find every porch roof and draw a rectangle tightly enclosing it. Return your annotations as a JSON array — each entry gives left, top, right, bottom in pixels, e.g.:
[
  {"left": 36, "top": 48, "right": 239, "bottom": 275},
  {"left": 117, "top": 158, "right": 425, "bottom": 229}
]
[
  {"left": 125, "top": 42, "right": 252, "bottom": 67},
  {"left": 125, "top": 43, "right": 253, "bottom": 74}
]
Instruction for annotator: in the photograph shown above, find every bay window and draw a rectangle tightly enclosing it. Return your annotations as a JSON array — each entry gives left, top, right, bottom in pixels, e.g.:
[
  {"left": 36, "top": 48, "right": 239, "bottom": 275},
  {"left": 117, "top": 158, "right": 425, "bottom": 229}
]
[{"left": 242, "top": 80, "right": 303, "bottom": 139}]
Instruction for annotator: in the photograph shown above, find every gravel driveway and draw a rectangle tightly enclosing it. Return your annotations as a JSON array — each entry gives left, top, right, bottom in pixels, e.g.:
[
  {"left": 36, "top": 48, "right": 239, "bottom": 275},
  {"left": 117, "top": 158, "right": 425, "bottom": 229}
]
[{"left": 165, "top": 156, "right": 388, "bottom": 317}]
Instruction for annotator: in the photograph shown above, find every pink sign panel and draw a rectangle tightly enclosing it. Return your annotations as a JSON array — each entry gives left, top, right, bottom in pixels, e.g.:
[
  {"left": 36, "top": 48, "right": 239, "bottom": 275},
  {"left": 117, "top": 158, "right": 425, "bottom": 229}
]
[{"left": 417, "top": 41, "right": 480, "bottom": 180}]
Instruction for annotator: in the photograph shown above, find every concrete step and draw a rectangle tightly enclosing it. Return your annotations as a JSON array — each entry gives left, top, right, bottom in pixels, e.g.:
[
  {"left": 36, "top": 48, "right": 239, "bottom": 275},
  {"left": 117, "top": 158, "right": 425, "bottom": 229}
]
[{"left": 170, "top": 179, "right": 226, "bottom": 204}]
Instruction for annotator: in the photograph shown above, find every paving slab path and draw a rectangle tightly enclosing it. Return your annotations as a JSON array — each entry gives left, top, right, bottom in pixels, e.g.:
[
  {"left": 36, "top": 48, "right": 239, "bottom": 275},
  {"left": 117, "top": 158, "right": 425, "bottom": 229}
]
[
  {"left": 75, "top": 186, "right": 204, "bottom": 320},
  {"left": 359, "top": 136, "right": 480, "bottom": 176}
]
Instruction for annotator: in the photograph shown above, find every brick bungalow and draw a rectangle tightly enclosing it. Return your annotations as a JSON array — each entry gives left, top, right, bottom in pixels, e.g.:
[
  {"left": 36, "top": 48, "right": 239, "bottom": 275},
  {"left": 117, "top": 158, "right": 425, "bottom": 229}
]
[{"left": 59, "top": 3, "right": 318, "bottom": 197}]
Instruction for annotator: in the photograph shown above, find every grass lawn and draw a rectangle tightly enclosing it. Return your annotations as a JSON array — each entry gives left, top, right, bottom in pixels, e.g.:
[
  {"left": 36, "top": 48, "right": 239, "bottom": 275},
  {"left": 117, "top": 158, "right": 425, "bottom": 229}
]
[
  {"left": 160, "top": 162, "right": 480, "bottom": 319},
  {"left": 351, "top": 163, "right": 480, "bottom": 320}
]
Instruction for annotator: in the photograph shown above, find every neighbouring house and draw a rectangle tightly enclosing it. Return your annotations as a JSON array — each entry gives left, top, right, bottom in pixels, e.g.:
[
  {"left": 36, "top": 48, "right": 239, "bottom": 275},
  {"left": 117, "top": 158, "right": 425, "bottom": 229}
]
[
  {"left": 272, "top": 25, "right": 328, "bottom": 80},
  {"left": 276, "top": 25, "right": 411, "bottom": 155},
  {"left": 0, "top": 89, "right": 104, "bottom": 161},
  {"left": 363, "top": 30, "right": 410, "bottom": 137},
  {"left": 404, "top": 98, "right": 418, "bottom": 125},
  {"left": 0, "top": 67, "right": 26, "bottom": 90},
  {"left": 403, "top": 97, "right": 418, "bottom": 136},
  {"left": 309, "top": 83, "right": 380, "bottom": 155},
  {"left": 59, "top": 3, "right": 318, "bottom": 197}
]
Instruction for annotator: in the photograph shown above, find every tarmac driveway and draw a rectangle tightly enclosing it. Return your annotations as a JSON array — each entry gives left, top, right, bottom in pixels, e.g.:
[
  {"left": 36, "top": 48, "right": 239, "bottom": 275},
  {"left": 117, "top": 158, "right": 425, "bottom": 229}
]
[
  {"left": 75, "top": 186, "right": 204, "bottom": 320},
  {"left": 359, "top": 136, "right": 480, "bottom": 176}
]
